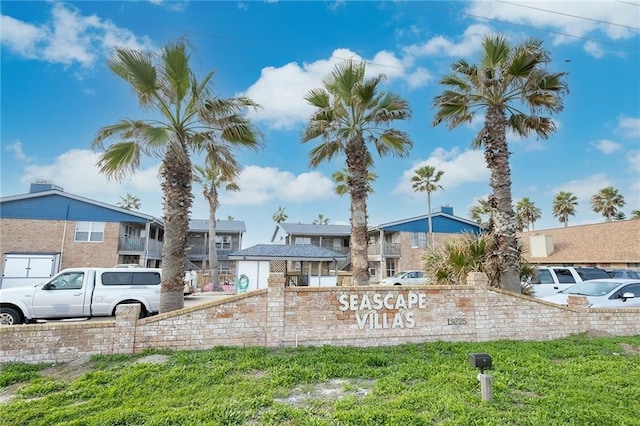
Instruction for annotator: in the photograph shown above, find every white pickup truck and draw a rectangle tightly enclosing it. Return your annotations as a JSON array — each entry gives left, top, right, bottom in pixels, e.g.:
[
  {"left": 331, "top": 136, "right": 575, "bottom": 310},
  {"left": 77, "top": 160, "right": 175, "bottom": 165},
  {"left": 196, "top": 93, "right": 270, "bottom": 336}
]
[{"left": 0, "top": 268, "right": 162, "bottom": 325}]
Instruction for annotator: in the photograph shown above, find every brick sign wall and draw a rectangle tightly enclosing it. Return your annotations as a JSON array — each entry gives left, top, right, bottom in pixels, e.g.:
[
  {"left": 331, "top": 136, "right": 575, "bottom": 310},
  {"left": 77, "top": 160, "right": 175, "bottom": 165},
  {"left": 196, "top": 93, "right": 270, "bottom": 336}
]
[{"left": 1, "top": 273, "right": 639, "bottom": 364}]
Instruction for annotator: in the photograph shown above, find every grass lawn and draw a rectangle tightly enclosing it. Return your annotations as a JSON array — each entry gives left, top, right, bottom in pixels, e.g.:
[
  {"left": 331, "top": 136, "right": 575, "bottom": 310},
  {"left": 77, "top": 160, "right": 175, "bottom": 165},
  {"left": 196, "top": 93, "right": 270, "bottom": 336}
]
[{"left": 1, "top": 334, "right": 639, "bottom": 425}]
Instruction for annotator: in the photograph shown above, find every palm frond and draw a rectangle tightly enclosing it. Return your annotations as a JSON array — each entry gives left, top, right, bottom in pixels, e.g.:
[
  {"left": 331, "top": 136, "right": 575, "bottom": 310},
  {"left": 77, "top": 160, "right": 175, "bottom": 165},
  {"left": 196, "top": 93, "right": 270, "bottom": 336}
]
[{"left": 96, "top": 142, "right": 141, "bottom": 181}]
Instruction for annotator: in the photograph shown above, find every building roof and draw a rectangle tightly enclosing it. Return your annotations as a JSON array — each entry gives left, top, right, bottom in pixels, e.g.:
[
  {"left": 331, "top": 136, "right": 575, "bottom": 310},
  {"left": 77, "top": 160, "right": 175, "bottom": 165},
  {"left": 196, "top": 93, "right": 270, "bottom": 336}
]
[
  {"left": 229, "top": 244, "right": 347, "bottom": 261},
  {"left": 271, "top": 223, "right": 351, "bottom": 242},
  {"left": 371, "top": 209, "right": 480, "bottom": 231},
  {"left": 0, "top": 189, "right": 162, "bottom": 223},
  {"left": 188, "top": 219, "right": 246, "bottom": 233},
  {"left": 518, "top": 220, "right": 640, "bottom": 264}
]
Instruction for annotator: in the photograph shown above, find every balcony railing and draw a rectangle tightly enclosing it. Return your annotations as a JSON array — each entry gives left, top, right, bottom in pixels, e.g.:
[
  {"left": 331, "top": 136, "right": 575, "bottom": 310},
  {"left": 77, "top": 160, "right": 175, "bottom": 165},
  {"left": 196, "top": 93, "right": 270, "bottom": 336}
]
[
  {"left": 367, "top": 243, "right": 400, "bottom": 257},
  {"left": 117, "top": 236, "right": 163, "bottom": 256},
  {"left": 186, "top": 244, "right": 240, "bottom": 259}
]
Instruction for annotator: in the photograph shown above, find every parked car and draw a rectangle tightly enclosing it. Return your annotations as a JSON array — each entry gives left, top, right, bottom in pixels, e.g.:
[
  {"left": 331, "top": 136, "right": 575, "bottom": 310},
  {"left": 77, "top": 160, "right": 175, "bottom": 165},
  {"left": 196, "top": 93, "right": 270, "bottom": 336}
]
[
  {"left": 0, "top": 268, "right": 162, "bottom": 325},
  {"left": 541, "top": 279, "right": 640, "bottom": 308},
  {"left": 380, "top": 270, "right": 427, "bottom": 286},
  {"left": 527, "top": 266, "right": 611, "bottom": 298},
  {"left": 606, "top": 269, "right": 640, "bottom": 279}
]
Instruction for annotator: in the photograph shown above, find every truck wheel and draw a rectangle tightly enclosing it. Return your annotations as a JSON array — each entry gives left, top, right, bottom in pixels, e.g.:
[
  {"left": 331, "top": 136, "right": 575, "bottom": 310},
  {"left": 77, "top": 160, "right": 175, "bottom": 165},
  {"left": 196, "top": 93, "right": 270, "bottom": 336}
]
[{"left": 1, "top": 307, "right": 23, "bottom": 325}]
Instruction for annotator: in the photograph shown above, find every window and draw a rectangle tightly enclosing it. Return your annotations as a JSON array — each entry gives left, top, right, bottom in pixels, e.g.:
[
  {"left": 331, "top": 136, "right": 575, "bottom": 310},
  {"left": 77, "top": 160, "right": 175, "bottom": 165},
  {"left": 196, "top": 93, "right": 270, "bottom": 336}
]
[
  {"left": 614, "top": 284, "right": 640, "bottom": 298},
  {"left": 102, "top": 272, "right": 161, "bottom": 286},
  {"left": 48, "top": 272, "right": 84, "bottom": 290},
  {"left": 368, "top": 262, "right": 376, "bottom": 277},
  {"left": 215, "top": 235, "right": 231, "bottom": 249},
  {"left": 295, "top": 237, "right": 311, "bottom": 245},
  {"left": 386, "top": 260, "right": 396, "bottom": 277},
  {"left": 218, "top": 261, "right": 230, "bottom": 274},
  {"left": 533, "top": 269, "right": 553, "bottom": 284},
  {"left": 555, "top": 269, "right": 577, "bottom": 283},
  {"left": 75, "top": 222, "right": 105, "bottom": 242},
  {"left": 410, "top": 232, "right": 427, "bottom": 248}
]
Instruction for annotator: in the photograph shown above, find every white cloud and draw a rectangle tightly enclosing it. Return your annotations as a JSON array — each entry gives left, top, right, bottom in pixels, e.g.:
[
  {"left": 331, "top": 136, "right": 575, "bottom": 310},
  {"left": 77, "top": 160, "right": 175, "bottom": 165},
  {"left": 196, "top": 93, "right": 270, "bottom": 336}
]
[
  {"left": 0, "top": 15, "right": 46, "bottom": 59},
  {"left": 242, "top": 48, "right": 408, "bottom": 130},
  {"left": 19, "top": 149, "right": 162, "bottom": 203},
  {"left": 591, "top": 139, "right": 621, "bottom": 154},
  {"left": 393, "top": 147, "right": 489, "bottom": 197},
  {"left": 406, "top": 67, "right": 433, "bottom": 89},
  {"left": 1, "top": 3, "right": 154, "bottom": 68},
  {"left": 402, "top": 24, "right": 491, "bottom": 59},
  {"left": 6, "top": 140, "right": 34, "bottom": 163},
  {"left": 551, "top": 173, "right": 611, "bottom": 204},
  {"left": 221, "top": 166, "right": 335, "bottom": 205},
  {"left": 616, "top": 116, "right": 640, "bottom": 139},
  {"left": 583, "top": 41, "right": 604, "bottom": 58},
  {"left": 465, "top": 1, "right": 640, "bottom": 54}
]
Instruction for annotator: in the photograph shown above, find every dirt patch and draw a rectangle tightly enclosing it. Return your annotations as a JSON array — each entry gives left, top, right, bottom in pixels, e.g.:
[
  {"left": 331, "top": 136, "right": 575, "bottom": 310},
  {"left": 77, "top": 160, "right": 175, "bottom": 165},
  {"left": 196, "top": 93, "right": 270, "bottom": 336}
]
[
  {"left": 274, "top": 379, "right": 373, "bottom": 407},
  {"left": 136, "top": 354, "right": 170, "bottom": 364},
  {"left": 620, "top": 343, "right": 639, "bottom": 355},
  {"left": 41, "top": 355, "right": 95, "bottom": 382}
]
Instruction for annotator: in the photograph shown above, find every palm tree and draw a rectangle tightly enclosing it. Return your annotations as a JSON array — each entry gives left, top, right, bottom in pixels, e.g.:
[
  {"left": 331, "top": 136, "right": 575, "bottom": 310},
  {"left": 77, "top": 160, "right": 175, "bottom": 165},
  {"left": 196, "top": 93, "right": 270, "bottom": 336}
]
[
  {"left": 614, "top": 211, "right": 627, "bottom": 221},
  {"left": 591, "top": 186, "right": 625, "bottom": 222},
  {"left": 273, "top": 206, "right": 288, "bottom": 223},
  {"left": 432, "top": 34, "right": 568, "bottom": 293},
  {"left": 411, "top": 165, "right": 444, "bottom": 249},
  {"left": 92, "top": 40, "right": 261, "bottom": 313},
  {"left": 226, "top": 215, "right": 235, "bottom": 220},
  {"left": 117, "top": 193, "right": 141, "bottom": 210},
  {"left": 515, "top": 197, "right": 541, "bottom": 231},
  {"left": 469, "top": 198, "right": 491, "bottom": 228},
  {"left": 631, "top": 210, "right": 640, "bottom": 219},
  {"left": 303, "top": 60, "right": 413, "bottom": 286},
  {"left": 333, "top": 167, "right": 377, "bottom": 197},
  {"left": 193, "top": 161, "right": 241, "bottom": 291},
  {"left": 312, "top": 214, "right": 330, "bottom": 225},
  {"left": 552, "top": 191, "right": 578, "bottom": 227}
]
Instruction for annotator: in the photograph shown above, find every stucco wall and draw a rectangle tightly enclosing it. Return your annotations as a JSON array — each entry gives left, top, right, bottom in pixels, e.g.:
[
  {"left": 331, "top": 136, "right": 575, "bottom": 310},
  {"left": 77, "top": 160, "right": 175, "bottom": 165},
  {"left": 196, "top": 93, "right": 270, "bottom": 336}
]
[{"left": 1, "top": 273, "right": 639, "bottom": 364}]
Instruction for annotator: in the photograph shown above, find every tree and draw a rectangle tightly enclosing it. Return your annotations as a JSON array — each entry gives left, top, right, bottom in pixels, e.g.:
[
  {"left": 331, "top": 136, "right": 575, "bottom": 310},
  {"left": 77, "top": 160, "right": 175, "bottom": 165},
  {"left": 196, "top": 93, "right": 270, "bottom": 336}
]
[
  {"left": 591, "top": 186, "right": 625, "bottom": 222},
  {"left": 515, "top": 197, "right": 542, "bottom": 231},
  {"left": 312, "top": 214, "right": 330, "bottom": 225},
  {"left": 273, "top": 206, "right": 288, "bottom": 223},
  {"left": 303, "top": 60, "right": 413, "bottom": 286},
  {"left": 411, "top": 165, "right": 444, "bottom": 249},
  {"left": 552, "top": 191, "right": 578, "bottom": 228},
  {"left": 117, "top": 193, "right": 141, "bottom": 210},
  {"left": 193, "top": 162, "right": 240, "bottom": 292},
  {"left": 614, "top": 211, "right": 626, "bottom": 221},
  {"left": 226, "top": 215, "right": 235, "bottom": 220},
  {"left": 92, "top": 40, "right": 261, "bottom": 313},
  {"left": 333, "top": 167, "right": 377, "bottom": 197},
  {"left": 631, "top": 210, "right": 640, "bottom": 219},
  {"left": 469, "top": 198, "right": 491, "bottom": 228},
  {"left": 432, "top": 34, "right": 568, "bottom": 293},
  {"left": 421, "top": 232, "right": 534, "bottom": 295}
]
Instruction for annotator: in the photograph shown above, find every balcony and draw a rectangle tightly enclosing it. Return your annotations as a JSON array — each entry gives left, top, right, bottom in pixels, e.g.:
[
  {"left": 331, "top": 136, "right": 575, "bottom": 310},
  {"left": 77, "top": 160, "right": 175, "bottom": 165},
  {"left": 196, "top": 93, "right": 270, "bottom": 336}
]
[
  {"left": 367, "top": 243, "right": 400, "bottom": 257},
  {"left": 118, "top": 236, "right": 163, "bottom": 257},
  {"left": 186, "top": 244, "right": 240, "bottom": 260}
]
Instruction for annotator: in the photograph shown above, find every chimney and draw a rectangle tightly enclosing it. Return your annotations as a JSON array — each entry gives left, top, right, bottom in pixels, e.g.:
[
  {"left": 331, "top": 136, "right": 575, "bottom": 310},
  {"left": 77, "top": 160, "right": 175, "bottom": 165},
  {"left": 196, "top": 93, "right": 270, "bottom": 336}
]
[
  {"left": 530, "top": 234, "right": 554, "bottom": 257},
  {"left": 29, "top": 180, "right": 63, "bottom": 193},
  {"left": 440, "top": 205, "right": 453, "bottom": 215}
]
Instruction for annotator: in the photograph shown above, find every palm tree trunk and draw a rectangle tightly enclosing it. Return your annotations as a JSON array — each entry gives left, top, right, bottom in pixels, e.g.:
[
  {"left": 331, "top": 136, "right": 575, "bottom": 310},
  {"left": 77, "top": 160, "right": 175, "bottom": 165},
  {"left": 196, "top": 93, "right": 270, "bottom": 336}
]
[
  {"left": 427, "top": 192, "right": 433, "bottom": 249},
  {"left": 207, "top": 195, "right": 220, "bottom": 291},
  {"left": 346, "top": 136, "right": 370, "bottom": 286},
  {"left": 159, "top": 144, "right": 193, "bottom": 313},
  {"left": 484, "top": 106, "right": 520, "bottom": 293}
]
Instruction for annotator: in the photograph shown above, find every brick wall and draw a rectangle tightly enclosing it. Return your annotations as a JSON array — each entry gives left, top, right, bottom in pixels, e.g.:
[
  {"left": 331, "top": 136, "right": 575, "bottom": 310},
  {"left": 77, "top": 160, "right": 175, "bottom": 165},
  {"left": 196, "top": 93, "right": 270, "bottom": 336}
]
[
  {"left": 2, "top": 272, "right": 639, "bottom": 364},
  {"left": 0, "top": 219, "right": 120, "bottom": 269}
]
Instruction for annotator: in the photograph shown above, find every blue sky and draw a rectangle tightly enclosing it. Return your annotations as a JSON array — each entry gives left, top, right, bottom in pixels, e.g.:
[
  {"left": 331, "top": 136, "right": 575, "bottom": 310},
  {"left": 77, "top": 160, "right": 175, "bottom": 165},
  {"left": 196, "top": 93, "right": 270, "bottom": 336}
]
[{"left": 1, "top": 1, "right": 639, "bottom": 247}]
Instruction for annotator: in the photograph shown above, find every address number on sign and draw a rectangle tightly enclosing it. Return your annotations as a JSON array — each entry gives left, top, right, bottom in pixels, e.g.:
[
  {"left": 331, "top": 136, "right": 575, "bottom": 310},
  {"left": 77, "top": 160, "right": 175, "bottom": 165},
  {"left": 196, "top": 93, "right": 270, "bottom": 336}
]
[{"left": 447, "top": 318, "right": 467, "bottom": 325}]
